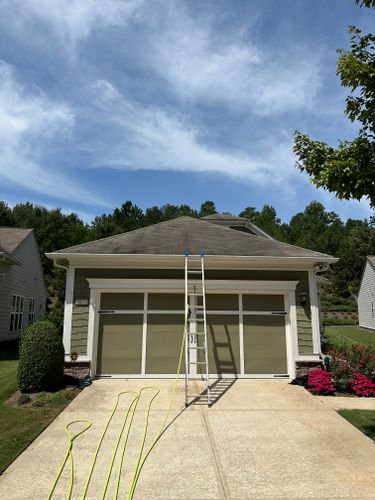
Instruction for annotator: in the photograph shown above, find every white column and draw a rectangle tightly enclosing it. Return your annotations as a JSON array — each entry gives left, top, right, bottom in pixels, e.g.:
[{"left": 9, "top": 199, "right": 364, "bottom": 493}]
[
  {"left": 308, "top": 269, "right": 321, "bottom": 354},
  {"left": 285, "top": 291, "right": 297, "bottom": 380},
  {"left": 141, "top": 293, "right": 148, "bottom": 375},
  {"left": 63, "top": 267, "right": 74, "bottom": 356},
  {"left": 88, "top": 289, "right": 98, "bottom": 376},
  {"left": 239, "top": 293, "right": 244, "bottom": 375}
]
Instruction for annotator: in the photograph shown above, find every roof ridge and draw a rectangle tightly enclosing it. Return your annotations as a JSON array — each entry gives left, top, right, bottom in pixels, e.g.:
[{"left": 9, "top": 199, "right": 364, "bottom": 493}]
[{"left": 53, "top": 216, "right": 196, "bottom": 253}]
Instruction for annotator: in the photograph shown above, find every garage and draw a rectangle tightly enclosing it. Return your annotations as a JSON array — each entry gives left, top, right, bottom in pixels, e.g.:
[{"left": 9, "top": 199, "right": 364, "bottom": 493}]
[{"left": 96, "top": 290, "right": 288, "bottom": 378}]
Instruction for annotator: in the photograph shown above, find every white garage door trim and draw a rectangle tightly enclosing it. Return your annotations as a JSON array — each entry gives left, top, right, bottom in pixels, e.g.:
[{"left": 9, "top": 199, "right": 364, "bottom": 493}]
[{"left": 87, "top": 279, "right": 299, "bottom": 379}]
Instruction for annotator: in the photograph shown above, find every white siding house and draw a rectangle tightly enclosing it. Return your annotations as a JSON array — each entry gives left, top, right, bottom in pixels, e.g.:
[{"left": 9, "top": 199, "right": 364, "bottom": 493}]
[
  {"left": 358, "top": 256, "right": 375, "bottom": 330},
  {"left": 0, "top": 228, "right": 47, "bottom": 341}
]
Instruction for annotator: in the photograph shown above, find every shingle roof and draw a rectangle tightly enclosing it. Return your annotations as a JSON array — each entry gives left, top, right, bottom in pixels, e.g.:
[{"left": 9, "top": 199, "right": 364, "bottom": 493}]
[
  {"left": 200, "top": 212, "right": 273, "bottom": 239},
  {"left": 201, "top": 213, "right": 248, "bottom": 221},
  {"left": 367, "top": 256, "right": 375, "bottom": 266},
  {"left": 0, "top": 228, "right": 33, "bottom": 254},
  {"left": 53, "top": 216, "right": 334, "bottom": 259}
]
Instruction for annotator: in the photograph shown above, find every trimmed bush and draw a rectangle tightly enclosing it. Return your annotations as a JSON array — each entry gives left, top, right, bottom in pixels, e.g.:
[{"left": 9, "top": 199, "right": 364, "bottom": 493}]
[
  {"left": 18, "top": 320, "right": 65, "bottom": 393},
  {"left": 43, "top": 309, "right": 64, "bottom": 335}
]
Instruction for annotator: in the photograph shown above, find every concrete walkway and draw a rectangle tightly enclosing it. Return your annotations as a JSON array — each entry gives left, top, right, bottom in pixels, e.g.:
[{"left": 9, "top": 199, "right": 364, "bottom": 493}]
[
  {"left": 1, "top": 379, "right": 375, "bottom": 499},
  {"left": 317, "top": 395, "right": 375, "bottom": 410}
]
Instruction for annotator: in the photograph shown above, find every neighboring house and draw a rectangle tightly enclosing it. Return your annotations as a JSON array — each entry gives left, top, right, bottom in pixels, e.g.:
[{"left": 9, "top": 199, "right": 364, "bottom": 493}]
[
  {"left": 358, "top": 256, "right": 375, "bottom": 330},
  {"left": 0, "top": 228, "right": 47, "bottom": 341},
  {"left": 47, "top": 214, "right": 337, "bottom": 380}
]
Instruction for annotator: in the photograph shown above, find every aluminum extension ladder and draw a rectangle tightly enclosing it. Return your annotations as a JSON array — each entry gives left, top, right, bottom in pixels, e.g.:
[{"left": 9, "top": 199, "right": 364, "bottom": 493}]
[{"left": 184, "top": 252, "right": 211, "bottom": 406}]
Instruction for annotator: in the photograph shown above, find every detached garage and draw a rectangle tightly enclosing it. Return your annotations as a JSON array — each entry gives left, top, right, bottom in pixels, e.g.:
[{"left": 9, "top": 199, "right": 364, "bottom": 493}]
[{"left": 47, "top": 214, "right": 337, "bottom": 380}]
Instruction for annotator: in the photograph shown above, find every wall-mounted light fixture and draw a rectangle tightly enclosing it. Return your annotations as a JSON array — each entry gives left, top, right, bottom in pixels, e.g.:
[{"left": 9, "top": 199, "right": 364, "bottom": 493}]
[{"left": 300, "top": 290, "right": 307, "bottom": 306}]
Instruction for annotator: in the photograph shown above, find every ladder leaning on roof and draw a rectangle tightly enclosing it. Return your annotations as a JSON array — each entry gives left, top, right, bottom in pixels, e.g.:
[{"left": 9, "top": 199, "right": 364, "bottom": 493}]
[{"left": 184, "top": 251, "right": 211, "bottom": 406}]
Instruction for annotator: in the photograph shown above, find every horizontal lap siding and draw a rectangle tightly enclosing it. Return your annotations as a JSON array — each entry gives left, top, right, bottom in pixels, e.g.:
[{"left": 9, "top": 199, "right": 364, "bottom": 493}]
[
  {"left": 358, "top": 261, "right": 375, "bottom": 330},
  {"left": 0, "top": 234, "right": 47, "bottom": 341},
  {"left": 72, "top": 268, "right": 313, "bottom": 356},
  {"left": 71, "top": 306, "right": 89, "bottom": 354}
]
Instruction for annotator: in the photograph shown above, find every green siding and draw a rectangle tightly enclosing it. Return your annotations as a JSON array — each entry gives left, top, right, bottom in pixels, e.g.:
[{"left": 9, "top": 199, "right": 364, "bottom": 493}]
[
  {"left": 71, "top": 305, "right": 89, "bottom": 355},
  {"left": 71, "top": 268, "right": 313, "bottom": 356}
]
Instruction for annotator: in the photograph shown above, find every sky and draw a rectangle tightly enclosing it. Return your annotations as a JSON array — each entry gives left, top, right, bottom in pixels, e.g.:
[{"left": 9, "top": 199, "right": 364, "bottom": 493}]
[{"left": 0, "top": 0, "right": 374, "bottom": 224}]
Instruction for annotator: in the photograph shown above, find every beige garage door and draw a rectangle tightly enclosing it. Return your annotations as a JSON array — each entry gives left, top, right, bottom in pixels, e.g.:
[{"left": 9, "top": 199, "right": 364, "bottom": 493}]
[
  {"left": 97, "top": 314, "right": 143, "bottom": 375},
  {"left": 96, "top": 291, "right": 288, "bottom": 376},
  {"left": 243, "top": 294, "right": 288, "bottom": 375}
]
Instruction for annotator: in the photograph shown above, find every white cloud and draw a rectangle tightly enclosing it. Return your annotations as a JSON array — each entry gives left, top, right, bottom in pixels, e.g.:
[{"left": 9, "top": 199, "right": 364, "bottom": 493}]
[
  {"left": 88, "top": 79, "right": 297, "bottom": 190},
  {"left": 0, "top": 61, "right": 106, "bottom": 205},
  {"left": 143, "top": 3, "right": 322, "bottom": 115},
  {"left": 1, "top": 0, "right": 142, "bottom": 49}
]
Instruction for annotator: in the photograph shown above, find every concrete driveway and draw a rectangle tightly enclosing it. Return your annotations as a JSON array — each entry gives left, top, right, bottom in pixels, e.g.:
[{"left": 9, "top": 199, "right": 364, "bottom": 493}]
[{"left": 1, "top": 379, "right": 375, "bottom": 499}]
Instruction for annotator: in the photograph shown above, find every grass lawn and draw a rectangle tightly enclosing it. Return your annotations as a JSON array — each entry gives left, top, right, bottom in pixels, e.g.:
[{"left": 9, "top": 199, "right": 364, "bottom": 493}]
[
  {"left": 338, "top": 409, "right": 375, "bottom": 440},
  {"left": 324, "top": 325, "right": 375, "bottom": 348},
  {"left": 0, "top": 344, "right": 77, "bottom": 474}
]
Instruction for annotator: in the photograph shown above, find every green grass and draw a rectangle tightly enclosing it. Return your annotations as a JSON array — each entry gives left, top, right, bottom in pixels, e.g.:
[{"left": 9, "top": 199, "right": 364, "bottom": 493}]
[
  {"left": 0, "top": 344, "right": 76, "bottom": 474},
  {"left": 324, "top": 325, "right": 375, "bottom": 348},
  {"left": 338, "top": 410, "right": 375, "bottom": 440}
]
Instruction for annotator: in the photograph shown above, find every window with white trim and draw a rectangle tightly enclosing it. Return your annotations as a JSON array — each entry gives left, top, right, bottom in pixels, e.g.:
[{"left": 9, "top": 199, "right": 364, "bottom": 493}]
[
  {"left": 10, "top": 295, "right": 24, "bottom": 332},
  {"left": 28, "top": 298, "right": 35, "bottom": 325}
]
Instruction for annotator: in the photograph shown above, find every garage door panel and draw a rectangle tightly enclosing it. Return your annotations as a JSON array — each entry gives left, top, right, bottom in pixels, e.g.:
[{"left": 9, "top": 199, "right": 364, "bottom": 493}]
[
  {"left": 97, "top": 314, "right": 143, "bottom": 374},
  {"left": 199, "top": 315, "right": 240, "bottom": 375},
  {"left": 206, "top": 294, "right": 238, "bottom": 311},
  {"left": 243, "top": 294, "right": 284, "bottom": 311},
  {"left": 148, "top": 293, "right": 184, "bottom": 310},
  {"left": 100, "top": 293, "right": 144, "bottom": 310},
  {"left": 244, "top": 316, "right": 287, "bottom": 374},
  {"left": 146, "top": 314, "right": 185, "bottom": 374}
]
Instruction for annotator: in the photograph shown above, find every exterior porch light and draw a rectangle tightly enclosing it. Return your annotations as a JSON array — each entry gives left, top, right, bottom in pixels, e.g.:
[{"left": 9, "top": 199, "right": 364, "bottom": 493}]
[{"left": 300, "top": 290, "right": 307, "bottom": 306}]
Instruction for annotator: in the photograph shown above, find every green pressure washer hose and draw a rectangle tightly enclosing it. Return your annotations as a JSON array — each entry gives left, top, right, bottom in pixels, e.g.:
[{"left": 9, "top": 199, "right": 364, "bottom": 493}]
[{"left": 47, "top": 303, "right": 188, "bottom": 500}]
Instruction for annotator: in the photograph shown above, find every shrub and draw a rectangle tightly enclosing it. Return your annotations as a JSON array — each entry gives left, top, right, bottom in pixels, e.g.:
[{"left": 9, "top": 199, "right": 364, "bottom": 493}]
[
  {"left": 307, "top": 368, "right": 335, "bottom": 395},
  {"left": 329, "top": 343, "right": 375, "bottom": 393},
  {"left": 322, "top": 317, "right": 358, "bottom": 327},
  {"left": 18, "top": 320, "right": 65, "bottom": 393},
  {"left": 43, "top": 309, "right": 64, "bottom": 335},
  {"left": 17, "top": 393, "right": 31, "bottom": 406},
  {"left": 351, "top": 373, "right": 375, "bottom": 397}
]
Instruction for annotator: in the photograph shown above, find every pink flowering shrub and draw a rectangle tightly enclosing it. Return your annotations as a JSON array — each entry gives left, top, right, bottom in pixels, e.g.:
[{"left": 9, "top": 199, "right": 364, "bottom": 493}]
[
  {"left": 329, "top": 344, "right": 375, "bottom": 393},
  {"left": 307, "top": 368, "right": 335, "bottom": 395},
  {"left": 351, "top": 373, "right": 375, "bottom": 397}
]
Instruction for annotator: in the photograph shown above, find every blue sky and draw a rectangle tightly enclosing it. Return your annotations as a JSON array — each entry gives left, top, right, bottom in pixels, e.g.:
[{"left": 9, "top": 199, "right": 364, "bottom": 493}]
[{"left": 0, "top": 0, "right": 374, "bottom": 223}]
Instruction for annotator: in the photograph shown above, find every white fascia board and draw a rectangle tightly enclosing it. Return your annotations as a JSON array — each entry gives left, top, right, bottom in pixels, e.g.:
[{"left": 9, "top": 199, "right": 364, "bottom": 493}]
[
  {"left": 87, "top": 278, "right": 299, "bottom": 292},
  {"left": 46, "top": 253, "right": 338, "bottom": 269}
]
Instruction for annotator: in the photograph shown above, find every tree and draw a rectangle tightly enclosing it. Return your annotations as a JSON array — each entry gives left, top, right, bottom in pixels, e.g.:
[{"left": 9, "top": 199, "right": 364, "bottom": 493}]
[
  {"left": 199, "top": 201, "right": 216, "bottom": 217},
  {"left": 294, "top": 0, "right": 375, "bottom": 205},
  {"left": 0, "top": 201, "right": 14, "bottom": 226}
]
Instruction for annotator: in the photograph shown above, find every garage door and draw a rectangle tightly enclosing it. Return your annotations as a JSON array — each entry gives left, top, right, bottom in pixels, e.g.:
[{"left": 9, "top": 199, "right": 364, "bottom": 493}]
[
  {"left": 96, "top": 291, "right": 288, "bottom": 377},
  {"left": 97, "top": 292, "right": 144, "bottom": 375},
  {"left": 243, "top": 294, "right": 287, "bottom": 375},
  {"left": 97, "top": 292, "right": 186, "bottom": 376}
]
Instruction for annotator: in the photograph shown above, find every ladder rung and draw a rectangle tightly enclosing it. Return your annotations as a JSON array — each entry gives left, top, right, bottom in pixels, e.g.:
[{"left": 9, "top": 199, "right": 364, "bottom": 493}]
[
  {"left": 189, "top": 305, "right": 204, "bottom": 309},
  {"left": 187, "top": 394, "right": 208, "bottom": 398},
  {"left": 188, "top": 270, "right": 202, "bottom": 274},
  {"left": 189, "top": 361, "right": 207, "bottom": 365},
  {"left": 189, "top": 346, "right": 205, "bottom": 350},
  {"left": 194, "top": 331, "right": 206, "bottom": 335},
  {"left": 188, "top": 293, "right": 203, "bottom": 297},
  {"left": 188, "top": 318, "right": 204, "bottom": 322}
]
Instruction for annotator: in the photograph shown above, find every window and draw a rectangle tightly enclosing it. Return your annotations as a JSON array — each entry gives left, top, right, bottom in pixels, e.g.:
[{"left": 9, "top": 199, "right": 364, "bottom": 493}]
[
  {"left": 10, "top": 295, "right": 24, "bottom": 332},
  {"left": 28, "top": 298, "right": 35, "bottom": 325}
]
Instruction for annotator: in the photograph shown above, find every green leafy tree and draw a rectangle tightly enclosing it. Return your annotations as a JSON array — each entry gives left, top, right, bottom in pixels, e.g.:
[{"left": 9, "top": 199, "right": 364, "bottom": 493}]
[
  {"left": 0, "top": 201, "right": 14, "bottom": 226},
  {"left": 294, "top": 0, "right": 375, "bottom": 205},
  {"left": 199, "top": 201, "right": 216, "bottom": 217}
]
